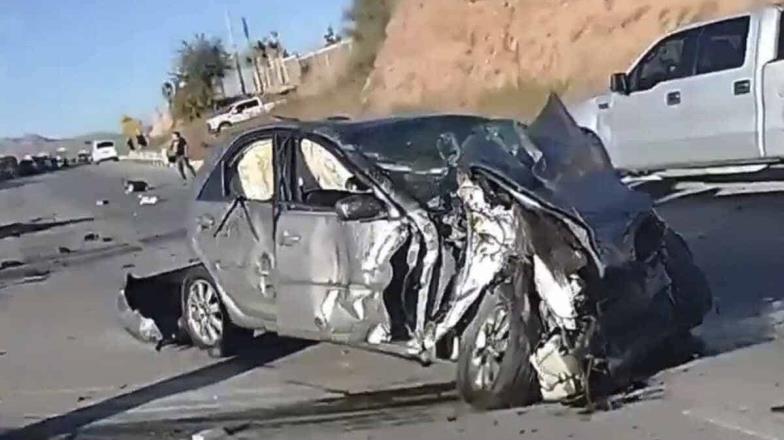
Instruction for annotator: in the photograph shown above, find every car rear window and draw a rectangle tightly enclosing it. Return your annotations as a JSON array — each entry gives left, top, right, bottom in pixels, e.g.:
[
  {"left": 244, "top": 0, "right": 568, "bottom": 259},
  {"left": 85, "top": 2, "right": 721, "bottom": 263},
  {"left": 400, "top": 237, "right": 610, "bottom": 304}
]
[{"left": 96, "top": 141, "right": 114, "bottom": 149}]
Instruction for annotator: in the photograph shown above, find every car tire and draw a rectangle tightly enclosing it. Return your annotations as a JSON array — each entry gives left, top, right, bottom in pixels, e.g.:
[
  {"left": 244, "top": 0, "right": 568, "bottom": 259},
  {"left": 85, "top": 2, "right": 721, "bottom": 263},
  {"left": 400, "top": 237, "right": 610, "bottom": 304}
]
[
  {"left": 180, "top": 266, "right": 254, "bottom": 358},
  {"left": 456, "top": 262, "right": 542, "bottom": 410},
  {"left": 663, "top": 230, "right": 712, "bottom": 329},
  {"left": 217, "top": 122, "right": 230, "bottom": 133}
]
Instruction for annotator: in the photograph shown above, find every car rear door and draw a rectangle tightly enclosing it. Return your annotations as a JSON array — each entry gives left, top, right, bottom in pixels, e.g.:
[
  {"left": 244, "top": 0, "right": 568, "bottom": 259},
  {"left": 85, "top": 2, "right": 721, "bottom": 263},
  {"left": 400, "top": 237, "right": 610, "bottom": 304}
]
[
  {"left": 191, "top": 131, "right": 287, "bottom": 323},
  {"left": 607, "top": 27, "right": 700, "bottom": 170},
  {"left": 685, "top": 15, "right": 758, "bottom": 163},
  {"left": 274, "top": 136, "right": 403, "bottom": 343}
]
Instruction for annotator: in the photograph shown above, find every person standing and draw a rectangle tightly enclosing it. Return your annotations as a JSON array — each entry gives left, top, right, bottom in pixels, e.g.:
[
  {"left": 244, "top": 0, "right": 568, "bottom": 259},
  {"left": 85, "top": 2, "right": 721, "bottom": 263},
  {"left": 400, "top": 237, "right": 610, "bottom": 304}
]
[{"left": 169, "top": 131, "right": 197, "bottom": 182}]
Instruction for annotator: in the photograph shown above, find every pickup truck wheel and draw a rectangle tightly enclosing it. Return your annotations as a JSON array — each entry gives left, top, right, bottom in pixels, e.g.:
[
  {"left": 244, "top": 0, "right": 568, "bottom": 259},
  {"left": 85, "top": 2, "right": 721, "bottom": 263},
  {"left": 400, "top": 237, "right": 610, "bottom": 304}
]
[
  {"left": 456, "top": 263, "right": 542, "bottom": 409},
  {"left": 181, "top": 266, "right": 253, "bottom": 357},
  {"left": 217, "top": 122, "right": 230, "bottom": 133}
]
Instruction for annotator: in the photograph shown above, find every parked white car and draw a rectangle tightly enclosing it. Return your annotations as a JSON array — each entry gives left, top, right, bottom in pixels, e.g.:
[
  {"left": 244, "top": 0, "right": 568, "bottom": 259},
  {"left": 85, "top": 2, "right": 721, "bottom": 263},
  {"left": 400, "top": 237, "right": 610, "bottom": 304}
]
[
  {"left": 571, "top": 6, "right": 784, "bottom": 173},
  {"left": 91, "top": 140, "right": 119, "bottom": 164},
  {"left": 206, "top": 97, "right": 266, "bottom": 134}
]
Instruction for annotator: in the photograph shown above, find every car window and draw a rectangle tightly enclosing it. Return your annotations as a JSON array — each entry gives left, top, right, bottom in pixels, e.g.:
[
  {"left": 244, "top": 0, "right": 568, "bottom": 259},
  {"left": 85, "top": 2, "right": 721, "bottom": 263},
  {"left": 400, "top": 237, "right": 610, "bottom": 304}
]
[
  {"left": 234, "top": 138, "right": 275, "bottom": 201},
  {"left": 629, "top": 28, "right": 699, "bottom": 92},
  {"left": 300, "top": 138, "right": 354, "bottom": 192},
  {"left": 96, "top": 141, "right": 114, "bottom": 149},
  {"left": 696, "top": 16, "right": 749, "bottom": 74},
  {"left": 245, "top": 99, "right": 259, "bottom": 108}
]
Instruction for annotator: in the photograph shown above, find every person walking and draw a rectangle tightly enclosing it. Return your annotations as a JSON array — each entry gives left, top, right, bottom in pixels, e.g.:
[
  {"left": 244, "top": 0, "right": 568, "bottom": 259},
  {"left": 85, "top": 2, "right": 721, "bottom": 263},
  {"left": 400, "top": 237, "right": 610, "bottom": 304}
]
[{"left": 169, "top": 131, "right": 197, "bottom": 182}]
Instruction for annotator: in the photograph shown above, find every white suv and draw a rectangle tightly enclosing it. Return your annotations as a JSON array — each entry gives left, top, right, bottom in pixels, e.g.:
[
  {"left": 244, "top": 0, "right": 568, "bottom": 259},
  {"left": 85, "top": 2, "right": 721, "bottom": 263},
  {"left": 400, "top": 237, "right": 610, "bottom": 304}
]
[
  {"left": 206, "top": 97, "right": 265, "bottom": 134},
  {"left": 91, "top": 140, "right": 119, "bottom": 164}
]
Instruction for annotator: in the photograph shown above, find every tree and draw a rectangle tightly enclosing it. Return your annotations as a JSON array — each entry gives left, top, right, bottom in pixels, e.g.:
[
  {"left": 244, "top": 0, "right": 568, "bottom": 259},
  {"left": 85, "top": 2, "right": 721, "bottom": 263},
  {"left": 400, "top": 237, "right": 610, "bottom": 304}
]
[{"left": 170, "top": 34, "right": 231, "bottom": 121}]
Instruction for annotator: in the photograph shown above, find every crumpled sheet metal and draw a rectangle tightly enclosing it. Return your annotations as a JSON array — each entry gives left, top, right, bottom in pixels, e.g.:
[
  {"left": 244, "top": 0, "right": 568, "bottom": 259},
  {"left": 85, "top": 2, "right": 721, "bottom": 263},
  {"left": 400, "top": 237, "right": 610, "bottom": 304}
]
[
  {"left": 117, "top": 291, "right": 163, "bottom": 343},
  {"left": 429, "top": 176, "right": 519, "bottom": 346},
  {"left": 316, "top": 219, "right": 410, "bottom": 344}
]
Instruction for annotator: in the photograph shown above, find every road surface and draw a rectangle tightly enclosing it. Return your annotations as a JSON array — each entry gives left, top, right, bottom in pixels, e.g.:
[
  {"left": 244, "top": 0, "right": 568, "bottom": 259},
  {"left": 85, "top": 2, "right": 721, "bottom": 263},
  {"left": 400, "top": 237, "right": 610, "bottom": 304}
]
[{"left": 0, "top": 163, "right": 782, "bottom": 439}]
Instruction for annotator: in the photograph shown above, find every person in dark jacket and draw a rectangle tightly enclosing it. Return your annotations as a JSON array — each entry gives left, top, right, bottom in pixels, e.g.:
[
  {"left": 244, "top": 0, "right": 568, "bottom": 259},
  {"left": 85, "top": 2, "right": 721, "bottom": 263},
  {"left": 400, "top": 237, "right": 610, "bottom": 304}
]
[{"left": 169, "top": 131, "right": 197, "bottom": 182}]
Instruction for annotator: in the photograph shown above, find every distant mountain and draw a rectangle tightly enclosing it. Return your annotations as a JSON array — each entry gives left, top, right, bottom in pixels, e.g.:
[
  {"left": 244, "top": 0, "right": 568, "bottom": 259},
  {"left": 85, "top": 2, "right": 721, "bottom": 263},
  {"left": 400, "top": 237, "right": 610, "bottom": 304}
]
[{"left": 0, "top": 132, "right": 123, "bottom": 157}]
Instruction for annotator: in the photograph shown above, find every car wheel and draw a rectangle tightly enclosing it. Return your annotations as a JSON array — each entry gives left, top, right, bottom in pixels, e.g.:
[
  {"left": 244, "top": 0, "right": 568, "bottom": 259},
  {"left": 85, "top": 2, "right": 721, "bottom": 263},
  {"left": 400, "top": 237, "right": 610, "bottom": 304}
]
[
  {"left": 457, "top": 263, "right": 542, "bottom": 409},
  {"left": 180, "top": 266, "right": 253, "bottom": 357},
  {"left": 217, "top": 122, "right": 230, "bottom": 133}
]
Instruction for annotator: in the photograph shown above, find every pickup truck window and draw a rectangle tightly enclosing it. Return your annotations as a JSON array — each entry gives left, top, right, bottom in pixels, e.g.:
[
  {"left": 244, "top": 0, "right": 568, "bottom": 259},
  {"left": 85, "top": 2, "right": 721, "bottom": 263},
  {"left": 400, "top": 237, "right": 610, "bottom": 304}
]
[
  {"left": 629, "top": 28, "right": 699, "bottom": 93},
  {"left": 695, "top": 16, "right": 750, "bottom": 74},
  {"left": 778, "top": 12, "right": 784, "bottom": 59}
]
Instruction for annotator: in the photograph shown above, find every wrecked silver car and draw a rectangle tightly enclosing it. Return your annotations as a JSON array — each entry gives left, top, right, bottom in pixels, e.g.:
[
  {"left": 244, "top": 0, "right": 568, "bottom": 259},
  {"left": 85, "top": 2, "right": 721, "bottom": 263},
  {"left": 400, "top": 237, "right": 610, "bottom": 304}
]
[{"left": 119, "top": 96, "right": 711, "bottom": 409}]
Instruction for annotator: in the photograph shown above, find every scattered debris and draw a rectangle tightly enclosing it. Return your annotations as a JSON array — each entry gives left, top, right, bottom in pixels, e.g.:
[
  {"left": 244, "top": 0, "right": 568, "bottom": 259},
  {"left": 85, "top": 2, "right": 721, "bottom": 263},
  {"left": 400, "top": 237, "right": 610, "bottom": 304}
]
[
  {"left": 0, "top": 260, "right": 23, "bottom": 270},
  {"left": 121, "top": 263, "right": 136, "bottom": 269},
  {"left": 446, "top": 415, "right": 457, "bottom": 422},
  {"left": 139, "top": 195, "right": 159, "bottom": 206},
  {"left": 0, "top": 217, "right": 93, "bottom": 240},
  {"left": 102, "top": 237, "right": 114, "bottom": 243},
  {"left": 95, "top": 200, "right": 109, "bottom": 206},
  {"left": 58, "top": 246, "right": 72, "bottom": 254},
  {"left": 119, "top": 384, "right": 128, "bottom": 390},
  {"left": 0, "top": 350, "right": 6, "bottom": 356},
  {"left": 76, "top": 395, "right": 92, "bottom": 403},
  {"left": 22, "top": 269, "right": 50, "bottom": 282},
  {"left": 124, "top": 180, "right": 150, "bottom": 193},
  {"left": 191, "top": 427, "right": 231, "bottom": 440},
  {"left": 771, "top": 404, "right": 784, "bottom": 413},
  {"left": 83, "top": 233, "right": 99, "bottom": 241}
]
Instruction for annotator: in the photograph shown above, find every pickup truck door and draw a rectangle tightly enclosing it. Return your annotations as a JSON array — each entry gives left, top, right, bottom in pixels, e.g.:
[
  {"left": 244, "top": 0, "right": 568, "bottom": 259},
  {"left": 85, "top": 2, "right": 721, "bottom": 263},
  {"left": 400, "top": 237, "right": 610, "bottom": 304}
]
[
  {"left": 684, "top": 16, "right": 759, "bottom": 164},
  {"left": 605, "top": 27, "right": 700, "bottom": 170},
  {"left": 191, "top": 133, "right": 285, "bottom": 323}
]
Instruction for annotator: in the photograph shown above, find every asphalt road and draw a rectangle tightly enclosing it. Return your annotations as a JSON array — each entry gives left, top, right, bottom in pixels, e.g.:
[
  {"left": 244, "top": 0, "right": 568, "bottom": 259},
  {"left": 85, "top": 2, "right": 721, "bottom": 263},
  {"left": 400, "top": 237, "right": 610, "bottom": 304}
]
[{"left": 0, "top": 163, "right": 783, "bottom": 439}]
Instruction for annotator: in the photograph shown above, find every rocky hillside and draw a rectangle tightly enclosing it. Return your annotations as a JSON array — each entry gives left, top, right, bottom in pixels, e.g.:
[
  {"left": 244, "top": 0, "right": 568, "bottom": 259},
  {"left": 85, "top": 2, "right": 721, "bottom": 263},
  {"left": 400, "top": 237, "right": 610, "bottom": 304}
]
[{"left": 364, "top": 0, "right": 761, "bottom": 115}]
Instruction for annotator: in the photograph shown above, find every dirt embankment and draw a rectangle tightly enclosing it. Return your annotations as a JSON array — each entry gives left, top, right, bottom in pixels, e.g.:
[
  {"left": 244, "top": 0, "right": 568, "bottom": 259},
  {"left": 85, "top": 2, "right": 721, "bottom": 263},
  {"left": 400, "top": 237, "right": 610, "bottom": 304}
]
[{"left": 364, "top": 0, "right": 760, "bottom": 116}]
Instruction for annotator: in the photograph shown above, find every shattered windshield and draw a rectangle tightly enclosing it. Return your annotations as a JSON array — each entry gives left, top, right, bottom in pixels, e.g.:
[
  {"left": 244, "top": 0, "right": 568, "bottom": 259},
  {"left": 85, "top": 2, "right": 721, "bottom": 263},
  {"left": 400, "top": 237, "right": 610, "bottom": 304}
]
[{"left": 338, "top": 115, "right": 493, "bottom": 205}]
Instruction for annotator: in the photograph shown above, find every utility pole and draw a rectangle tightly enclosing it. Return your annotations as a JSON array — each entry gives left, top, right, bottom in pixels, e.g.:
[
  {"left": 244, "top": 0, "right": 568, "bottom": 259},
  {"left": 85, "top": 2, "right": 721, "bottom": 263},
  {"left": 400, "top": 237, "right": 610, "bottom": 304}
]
[
  {"left": 224, "top": 9, "right": 247, "bottom": 96},
  {"left": 242, "top": 17, "right": 264, "bottom": 95}
]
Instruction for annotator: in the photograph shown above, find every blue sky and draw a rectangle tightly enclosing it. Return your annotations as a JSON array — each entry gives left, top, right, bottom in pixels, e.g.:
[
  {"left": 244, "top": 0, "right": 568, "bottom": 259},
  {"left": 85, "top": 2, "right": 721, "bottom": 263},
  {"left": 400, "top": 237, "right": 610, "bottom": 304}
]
[{"left": 0, "top": 0, "right": 351, "bottom": 138}]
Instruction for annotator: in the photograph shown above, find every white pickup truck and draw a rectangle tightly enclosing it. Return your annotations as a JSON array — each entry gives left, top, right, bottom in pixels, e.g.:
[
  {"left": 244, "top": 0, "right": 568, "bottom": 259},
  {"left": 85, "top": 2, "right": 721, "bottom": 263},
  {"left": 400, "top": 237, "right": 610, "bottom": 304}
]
[
  {"left": 571, "top": 6, "right": 784, "bottom": 173},
  {"left": 206, "top": 96, "right": 266, "bottom": 134}
]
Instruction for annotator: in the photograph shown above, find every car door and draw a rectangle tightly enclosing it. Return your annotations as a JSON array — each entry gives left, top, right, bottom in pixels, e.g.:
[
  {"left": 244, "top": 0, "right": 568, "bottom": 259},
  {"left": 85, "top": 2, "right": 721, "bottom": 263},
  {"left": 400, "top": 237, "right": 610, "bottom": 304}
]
[
  {"left": 274, "top": 136, "right": 404, "bottom": 344},
  {"left": 606, "top": 27, "right": 700, "bottom": 170},
  {"left": 228, "top": 102, "right": 247, "bottom": 124},
  {"left": 244, "top": 99, "right": 262, "bottom": 119},
  {"left": 684, "top": 15, "right": 758, "bottom": 163},
  {"left": 191, "top": 132, "right": 286, "bottom": 323}
]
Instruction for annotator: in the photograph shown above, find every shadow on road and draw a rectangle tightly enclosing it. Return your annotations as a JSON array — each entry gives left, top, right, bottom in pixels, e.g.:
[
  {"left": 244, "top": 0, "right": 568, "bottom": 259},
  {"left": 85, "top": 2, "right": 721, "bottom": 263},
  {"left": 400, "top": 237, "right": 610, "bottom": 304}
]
[
  {"left": 0, "top": 335, "right": 314, "bottom": 440},
  {"left": 632, "top": 174, "right": 784, "bottom": 357},
  {"left": 0, "top": 178, "right": 39, "bottom": 192}
]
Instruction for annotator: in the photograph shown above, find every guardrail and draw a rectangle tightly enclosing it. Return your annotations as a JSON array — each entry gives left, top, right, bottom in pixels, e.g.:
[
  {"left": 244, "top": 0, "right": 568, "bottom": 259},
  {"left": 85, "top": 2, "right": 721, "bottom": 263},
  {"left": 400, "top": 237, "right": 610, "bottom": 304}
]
[{"left": 121, "top": 150, "right": 204, "bottom": 170}]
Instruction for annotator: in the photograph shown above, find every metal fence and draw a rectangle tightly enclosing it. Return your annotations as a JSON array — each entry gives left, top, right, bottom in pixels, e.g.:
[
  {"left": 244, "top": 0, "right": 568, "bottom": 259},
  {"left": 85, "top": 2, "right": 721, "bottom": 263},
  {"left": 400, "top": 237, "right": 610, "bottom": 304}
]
[{"left": 219, "top": 40, "right": 353, "bottom": 99}]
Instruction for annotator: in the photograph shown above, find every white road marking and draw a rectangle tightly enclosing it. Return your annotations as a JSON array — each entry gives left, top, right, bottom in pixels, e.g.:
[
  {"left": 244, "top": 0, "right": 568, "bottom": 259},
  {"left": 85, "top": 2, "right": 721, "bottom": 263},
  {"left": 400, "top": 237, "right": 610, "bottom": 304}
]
[{"left": 683, "top": 409, "right": 781, "bottom": 440}]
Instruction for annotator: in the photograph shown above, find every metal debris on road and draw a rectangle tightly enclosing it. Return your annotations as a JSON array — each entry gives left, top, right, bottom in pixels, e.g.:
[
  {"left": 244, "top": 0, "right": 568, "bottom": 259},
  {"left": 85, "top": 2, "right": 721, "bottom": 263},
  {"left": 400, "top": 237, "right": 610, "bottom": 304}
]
[{"left": 139, "top": 195, "right": 159, "bottom": 205}]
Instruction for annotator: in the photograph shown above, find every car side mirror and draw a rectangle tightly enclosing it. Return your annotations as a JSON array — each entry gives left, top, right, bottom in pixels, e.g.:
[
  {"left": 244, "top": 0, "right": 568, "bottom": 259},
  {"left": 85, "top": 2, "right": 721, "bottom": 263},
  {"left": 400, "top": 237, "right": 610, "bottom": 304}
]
[
  {"left": 610, "top": 72, "right": 630, "bottom": 95},
  {"left": 335, "top": 193, "right": 385, "bottom": 221}
]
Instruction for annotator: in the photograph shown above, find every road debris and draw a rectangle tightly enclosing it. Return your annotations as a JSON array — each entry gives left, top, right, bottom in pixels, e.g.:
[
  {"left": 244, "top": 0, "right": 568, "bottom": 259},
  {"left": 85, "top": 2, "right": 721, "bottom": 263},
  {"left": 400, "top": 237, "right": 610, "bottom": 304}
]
[
  {"left": 83, "top": 233, "right": 99, "bottom": 241},
  {"left": 0, "top": 260, "right": 23, "bottom": 270},
  {"left": 58, "top": 246, "right": 72, "bottom": 254},
  {"left": 124, "top": 179, "right": 150, "bottom": 193},
  {"left": 139, "top": 195, "right": 159, "bottom": 206},
  {"left": 771, "top": 404, "right": 784, "bottom": 413},
  {"left": 0, "top": 217, "right": 93, "bottom": 240},
  {"left": 95, "top": 200, "right": 109, "bottom": 206}
]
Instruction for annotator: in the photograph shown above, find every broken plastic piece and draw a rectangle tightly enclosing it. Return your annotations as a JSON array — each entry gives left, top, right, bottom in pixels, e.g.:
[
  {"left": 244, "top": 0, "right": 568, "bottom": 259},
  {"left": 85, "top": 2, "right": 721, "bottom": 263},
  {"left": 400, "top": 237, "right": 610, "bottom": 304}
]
[{"left": 139, "top": 195, "right": 159, "bottom": 206}]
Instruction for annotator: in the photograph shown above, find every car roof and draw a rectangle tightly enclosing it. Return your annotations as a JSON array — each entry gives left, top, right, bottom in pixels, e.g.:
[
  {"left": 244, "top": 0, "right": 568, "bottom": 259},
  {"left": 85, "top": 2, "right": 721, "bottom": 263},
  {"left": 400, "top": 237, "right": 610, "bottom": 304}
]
[{"left": 240, "top": 114, "right": 496, "bottom": 143}]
